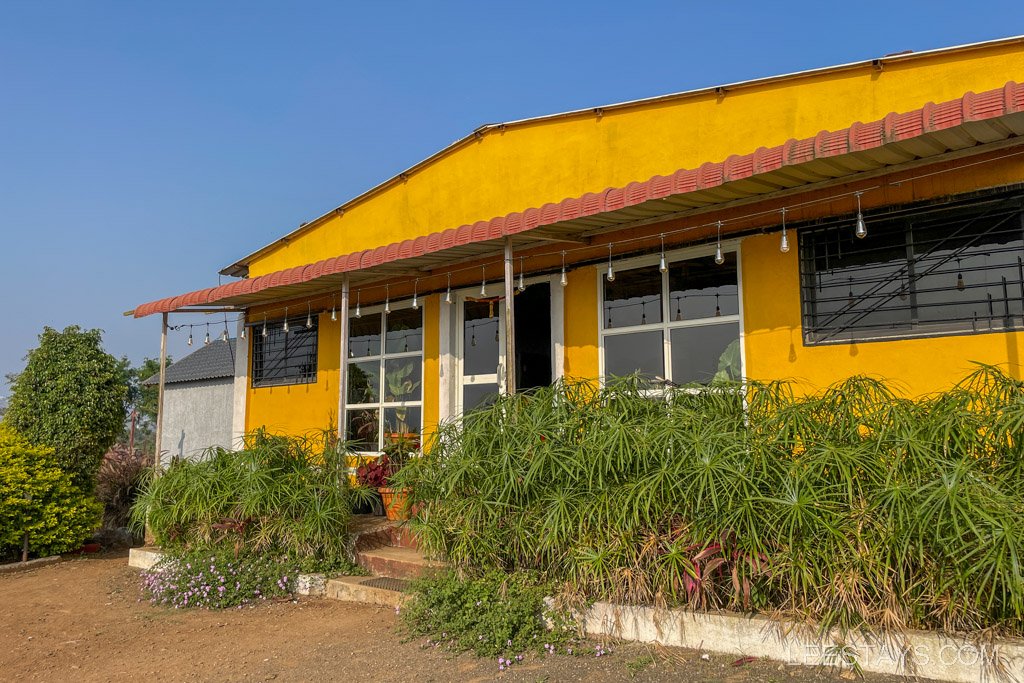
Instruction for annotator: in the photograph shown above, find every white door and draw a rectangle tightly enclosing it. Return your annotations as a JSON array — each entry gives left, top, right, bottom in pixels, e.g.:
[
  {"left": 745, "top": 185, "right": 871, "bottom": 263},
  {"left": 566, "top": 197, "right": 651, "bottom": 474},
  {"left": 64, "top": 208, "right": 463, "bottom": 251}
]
[{"left": 458, "top": 295, "right": 505, "bottom": 412}]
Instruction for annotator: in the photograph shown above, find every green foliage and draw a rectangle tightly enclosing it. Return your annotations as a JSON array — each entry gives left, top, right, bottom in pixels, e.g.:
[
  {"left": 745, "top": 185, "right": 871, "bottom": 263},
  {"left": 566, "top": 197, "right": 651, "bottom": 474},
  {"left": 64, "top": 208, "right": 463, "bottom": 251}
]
[
  {"left": 141, "top": 546, "right": 299, "bottom": 609},
  {"left": 398, "top": 367, "right": 1024, "bottom": 637},
  {"left": 4, "top": 326, "right": 130, "bottom": 489},
  {"left": 124, "top": 356, "right": 170, "bottom": 455},
  {"left": 0, "top": 426, "right": 102, "bottom": 559},
  {"left": 131, "top": 429, "right": 371, "bottom": 563},
  {"left": 400, "top": 569, "right": 575, "bottom": 658}
]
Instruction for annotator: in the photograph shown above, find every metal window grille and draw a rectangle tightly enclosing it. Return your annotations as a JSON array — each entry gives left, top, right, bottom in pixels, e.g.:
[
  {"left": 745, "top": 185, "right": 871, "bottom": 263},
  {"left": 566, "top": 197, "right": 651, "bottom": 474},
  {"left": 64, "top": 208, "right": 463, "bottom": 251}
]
[
  {"left": 800, "top": 190, "right": 1024, "bottom": 344},
  {"left": 251, "top": 316, "right": 318, "bottom": 387}
]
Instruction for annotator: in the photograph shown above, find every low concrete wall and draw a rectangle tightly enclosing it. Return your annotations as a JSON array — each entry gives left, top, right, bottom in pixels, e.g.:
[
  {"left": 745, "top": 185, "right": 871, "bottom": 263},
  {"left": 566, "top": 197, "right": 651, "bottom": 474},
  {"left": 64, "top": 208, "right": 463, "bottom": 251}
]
[
  {"left": 0, "top": 556, "right": 61, "bottom": 574},
  {"left": 574, "top": 601, "right": 1024, "bottom": 683},
  {"left": 128, "top": 547, "right": 164, "bottom": 570}
]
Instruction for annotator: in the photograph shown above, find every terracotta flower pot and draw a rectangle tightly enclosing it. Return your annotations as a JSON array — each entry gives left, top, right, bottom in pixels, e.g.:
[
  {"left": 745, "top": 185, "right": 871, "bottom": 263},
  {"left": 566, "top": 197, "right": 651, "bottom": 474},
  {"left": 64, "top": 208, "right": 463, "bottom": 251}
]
[{"left": 378, "top": 487, "right": 410, "bottom": 521}]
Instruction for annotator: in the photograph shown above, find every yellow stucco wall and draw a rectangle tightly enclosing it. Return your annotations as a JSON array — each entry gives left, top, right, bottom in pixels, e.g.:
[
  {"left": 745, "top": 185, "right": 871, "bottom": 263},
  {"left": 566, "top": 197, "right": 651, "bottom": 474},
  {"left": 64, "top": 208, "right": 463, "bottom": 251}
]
[
  {"left": 245, "top": 42, "right": 1023, "bottom": 278},
  {"left": 563, "top": 267, "right": 599, "bottom": 380},
  {"left": 421, "top": 294, "right": 440, "bottom": 446},
  {"left": 246, "top": 309, "right": 341, "bottom": 436}
]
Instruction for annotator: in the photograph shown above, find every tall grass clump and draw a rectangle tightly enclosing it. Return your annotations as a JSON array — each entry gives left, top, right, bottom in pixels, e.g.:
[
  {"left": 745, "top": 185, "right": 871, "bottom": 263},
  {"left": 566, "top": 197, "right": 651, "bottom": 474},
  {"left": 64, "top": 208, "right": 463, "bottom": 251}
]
[
  {"left": 396, "top": 366, "right": 1024, "bottom": 638},
  {"left": 131, "top": 429, "right": 368, "bottom": 566}
]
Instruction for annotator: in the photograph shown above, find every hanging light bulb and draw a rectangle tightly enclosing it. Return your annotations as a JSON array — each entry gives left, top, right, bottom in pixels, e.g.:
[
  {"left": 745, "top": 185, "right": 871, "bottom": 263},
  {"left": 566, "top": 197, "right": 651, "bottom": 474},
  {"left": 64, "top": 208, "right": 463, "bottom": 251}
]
[
  {"left": 187, "top": 326, "right": 193, "bottom": 347},
  {"left": 354, "top": 290, "right": 361, "bottom": 318},
  {"left": 780, "top": 207, "right": 790, "bottom": 253},
  {"left": 480, "top": 266, "right": 487, "bottom": 297},
  {"left": 306, "top": 303, "right": 313, "bottom": 329},
  {"left": 606, "top": 244, "right": 615, "bottom": 282},
  {"left": 659, "top": 234, "right": 668, "bottom": 273},
  {"left": 956, "top": 259, "right": 966, "bottom": 291},
  {"left": 854, "top": 191, "right": 867, "bottom": 239},
  {"left": 330, "top": 295, "right": 337, "bottom": 322},
  {"left": 560, "top": 251, "right": 568, "bottom": 287},
  {"left": 262, "top": 316, "right": 267, "bottom": 338},
  {"left": 222, "top": 321, "right": 229, "bottom": 343},
  {"left": 412, "top": 278, "right": 419, "bottom": 310},
  {"left": 517, "top": 257, "right": 526, "bottom": 292},
  {"left": 203, "top": 324, "right": 211, "bottom": 346},
  {"left": 240, "top": 324, "right": 246, "bottom": 340},
  {"left": 444, "top": 273, "right": 452, "bottom": 304},
  {"left": 384, "top": 284, "right": 391, "bottom": 315},
  {"left": 715, "top": 221, "right": 725, "bottom": 265},
  {"left": 283, "top": 307, "right": 289, "bottom": 334}
]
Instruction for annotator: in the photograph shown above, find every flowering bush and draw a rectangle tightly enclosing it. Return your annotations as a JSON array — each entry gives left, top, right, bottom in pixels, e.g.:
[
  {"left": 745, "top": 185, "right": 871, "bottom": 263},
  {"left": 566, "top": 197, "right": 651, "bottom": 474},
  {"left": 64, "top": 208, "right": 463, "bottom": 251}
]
[
  {"left": 399, "top": 569, "right": 577, "bottom": 659},
  {"left": 141, "top": 547, "right": 298, "bottom": 609}
]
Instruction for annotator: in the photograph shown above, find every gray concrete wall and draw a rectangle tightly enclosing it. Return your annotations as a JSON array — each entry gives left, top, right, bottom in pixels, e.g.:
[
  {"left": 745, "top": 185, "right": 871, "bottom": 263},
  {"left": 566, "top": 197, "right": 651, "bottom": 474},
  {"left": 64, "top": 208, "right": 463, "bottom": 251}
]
[{"left": 159, "top": 378, "right": 235, "bottom": 466}]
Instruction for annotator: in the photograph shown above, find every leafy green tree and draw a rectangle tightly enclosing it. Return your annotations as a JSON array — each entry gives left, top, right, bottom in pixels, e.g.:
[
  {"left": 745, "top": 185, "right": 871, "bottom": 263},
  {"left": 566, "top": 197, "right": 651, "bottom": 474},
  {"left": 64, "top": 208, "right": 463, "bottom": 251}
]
[
  {"left": 120, "top": 356, "right": 169, "bottom": 455},
  {"left": 4, "top": 326, "right": 130, "bottom": 490},
  {"left": 0, "top": 425, "right": 102, "bottom": 559}
]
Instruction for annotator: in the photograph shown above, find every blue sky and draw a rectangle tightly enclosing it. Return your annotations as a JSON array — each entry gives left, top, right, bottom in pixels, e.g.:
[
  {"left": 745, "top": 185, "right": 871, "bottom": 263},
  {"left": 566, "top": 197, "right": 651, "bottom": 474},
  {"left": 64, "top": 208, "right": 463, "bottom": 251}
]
[{"left": 0, "top": 1, "right": 1020, "bottom": 389}]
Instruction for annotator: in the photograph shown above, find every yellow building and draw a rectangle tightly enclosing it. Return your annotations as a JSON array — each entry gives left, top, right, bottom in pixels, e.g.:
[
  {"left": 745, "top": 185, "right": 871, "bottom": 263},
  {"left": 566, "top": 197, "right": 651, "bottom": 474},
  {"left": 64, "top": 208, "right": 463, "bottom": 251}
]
[{"left": 133, "top": 36, "right": 1024, "bottom": 453}]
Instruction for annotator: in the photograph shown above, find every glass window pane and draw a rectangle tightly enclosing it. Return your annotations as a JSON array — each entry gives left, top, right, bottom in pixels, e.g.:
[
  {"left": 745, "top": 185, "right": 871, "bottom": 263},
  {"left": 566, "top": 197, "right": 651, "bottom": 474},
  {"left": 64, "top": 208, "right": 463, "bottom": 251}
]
[
  {"left": 347, "top": 360, "right": 380, "bottom": 404},
  {"left": 252, "top": 317, "right": 318, "bottom": 387},
  {"left": 382, "top": 406, "right": 421, "bottom": 441},
  {"left": 668, "top": 253, "right": 738, "bottom": 321},
  {"left": 604, "top": 330, "right": 664, "bottom": 380},
  {"left": 346, "top": 408, "right": 379, "bottom": 451},
  {"left": 349, "top": 314, "right": 381, "bottom": 358},
  {"left": 604, "top": 265, "right": 662, "bottom": 329},
  {"left": 383, "top": 357, "right": 422, "bottom": 403},
  {"left": 386, "top": 308, "right": 423, "bottom": 354},
  {"left": 463, "top": 383, "right": 499, "bottom": 412},
  {"left": 670, "top": 323, "right": 741, "bottom": 384},
  {"left": 464, "top": 300, "right": 499, "bottom": 376}
]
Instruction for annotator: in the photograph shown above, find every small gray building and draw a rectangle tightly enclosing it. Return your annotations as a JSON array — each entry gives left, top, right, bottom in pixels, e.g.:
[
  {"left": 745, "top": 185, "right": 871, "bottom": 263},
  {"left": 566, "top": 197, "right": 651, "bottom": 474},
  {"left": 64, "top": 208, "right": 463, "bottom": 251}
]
[{"left": 144, "top": 339, "right": 237, "bottom": 465}]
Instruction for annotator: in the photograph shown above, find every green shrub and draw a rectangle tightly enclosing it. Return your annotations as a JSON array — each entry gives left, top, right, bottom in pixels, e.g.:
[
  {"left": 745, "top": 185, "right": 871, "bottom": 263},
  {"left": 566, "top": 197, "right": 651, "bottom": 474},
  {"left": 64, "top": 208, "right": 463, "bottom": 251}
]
[
  {"left": 400, "top": 569, "right": 576, "bottom": 660},
  {"left": 131, "top": 429, "right": 369, "bottom": 564},
  {"left": 4, "top": 326, "right": 130, "bottom": 490},
  {"left": 397, "top": 367, "right": 1024, "bottom": 637},
  {"left": 141, "top": 546, "right": 299, "bottom": 609},
  {"left": 0, "top": 426, "right": 102, "bottom": 559}
]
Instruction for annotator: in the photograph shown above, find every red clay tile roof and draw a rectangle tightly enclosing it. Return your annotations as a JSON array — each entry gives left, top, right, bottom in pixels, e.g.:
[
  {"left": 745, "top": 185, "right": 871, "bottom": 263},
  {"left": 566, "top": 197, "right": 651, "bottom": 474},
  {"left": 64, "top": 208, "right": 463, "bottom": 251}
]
[{"left": 133, "top": 81, "right": 1024, "bottom": 318}]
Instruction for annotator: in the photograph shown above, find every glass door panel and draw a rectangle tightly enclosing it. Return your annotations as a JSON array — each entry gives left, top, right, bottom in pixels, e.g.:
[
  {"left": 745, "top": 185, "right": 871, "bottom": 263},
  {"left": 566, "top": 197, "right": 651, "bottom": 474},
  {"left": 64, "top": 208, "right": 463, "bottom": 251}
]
[{"left": 461, "top": 298, "right": 503, "bottom": 412}]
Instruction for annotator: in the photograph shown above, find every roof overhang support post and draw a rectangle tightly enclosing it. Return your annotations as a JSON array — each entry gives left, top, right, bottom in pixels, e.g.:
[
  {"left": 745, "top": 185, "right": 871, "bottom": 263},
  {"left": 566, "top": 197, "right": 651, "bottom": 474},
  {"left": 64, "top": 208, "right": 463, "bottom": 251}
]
[
  {"left": 503, "top": 237, "right": 516, "bottom": 395},
  {"left": 155, "top": 313, "right": 168, "bottom": 473},
  {"left": 337, "top": 274, "right": 350, "bottom": 443}
]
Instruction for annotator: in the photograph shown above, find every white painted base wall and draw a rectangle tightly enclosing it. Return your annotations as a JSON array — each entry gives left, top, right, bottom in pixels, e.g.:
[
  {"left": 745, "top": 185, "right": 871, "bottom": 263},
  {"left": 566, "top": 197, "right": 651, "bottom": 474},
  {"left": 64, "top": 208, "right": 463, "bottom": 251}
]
[{"left": 573, "top": 601, "right": 1024, "bottom": 683}]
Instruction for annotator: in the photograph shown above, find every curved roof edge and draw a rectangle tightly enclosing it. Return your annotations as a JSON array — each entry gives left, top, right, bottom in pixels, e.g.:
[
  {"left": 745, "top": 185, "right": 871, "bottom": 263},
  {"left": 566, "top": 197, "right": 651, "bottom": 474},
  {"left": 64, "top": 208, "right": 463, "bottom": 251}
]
[{"left": 219, "top": 35, "right": 1024, "bottom": 278}]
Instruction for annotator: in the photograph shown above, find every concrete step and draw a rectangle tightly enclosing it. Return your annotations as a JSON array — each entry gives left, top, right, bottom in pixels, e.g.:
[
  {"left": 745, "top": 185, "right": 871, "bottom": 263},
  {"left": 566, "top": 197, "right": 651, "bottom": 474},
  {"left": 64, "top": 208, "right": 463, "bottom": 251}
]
[
  {"left": 352, "top": 518, "right": 420, "bottom": 552},
  {"left": 325, "top": 575, "right": 410, "bottom": 608},
  {"left": 354, "top": 545, "right": 444, "bottom": 580}
]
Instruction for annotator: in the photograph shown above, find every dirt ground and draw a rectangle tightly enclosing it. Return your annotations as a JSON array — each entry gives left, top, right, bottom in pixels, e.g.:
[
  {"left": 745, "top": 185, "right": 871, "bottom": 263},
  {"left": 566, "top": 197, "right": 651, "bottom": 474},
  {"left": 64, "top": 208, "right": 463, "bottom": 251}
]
[{"left": 0, "top": 553, "right": 908, "bottom": 683}]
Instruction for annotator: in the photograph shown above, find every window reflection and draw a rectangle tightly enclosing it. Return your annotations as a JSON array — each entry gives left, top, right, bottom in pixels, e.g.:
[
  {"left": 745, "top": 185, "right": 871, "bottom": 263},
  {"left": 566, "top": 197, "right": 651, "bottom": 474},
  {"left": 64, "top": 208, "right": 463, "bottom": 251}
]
[{"left": 604, "top": 266, "right": 662, "bottom": 329}]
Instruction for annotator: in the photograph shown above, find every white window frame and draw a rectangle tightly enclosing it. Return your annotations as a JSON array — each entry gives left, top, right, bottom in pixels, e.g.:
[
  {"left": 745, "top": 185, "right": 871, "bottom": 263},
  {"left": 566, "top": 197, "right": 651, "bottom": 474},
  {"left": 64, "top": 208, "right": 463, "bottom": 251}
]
[
  {"left": 345, "top": 300, "right": 424, "bottom": 454},
  {"left": 596, "top": 239, "right": 745, "bottom": 387}
]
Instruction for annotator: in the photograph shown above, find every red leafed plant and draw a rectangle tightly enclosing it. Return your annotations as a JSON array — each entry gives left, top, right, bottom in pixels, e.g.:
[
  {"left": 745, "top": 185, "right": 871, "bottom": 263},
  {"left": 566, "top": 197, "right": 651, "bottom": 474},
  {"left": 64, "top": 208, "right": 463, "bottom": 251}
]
[{"left": 356, "top": 455, "right": 391, "bottom": 489}]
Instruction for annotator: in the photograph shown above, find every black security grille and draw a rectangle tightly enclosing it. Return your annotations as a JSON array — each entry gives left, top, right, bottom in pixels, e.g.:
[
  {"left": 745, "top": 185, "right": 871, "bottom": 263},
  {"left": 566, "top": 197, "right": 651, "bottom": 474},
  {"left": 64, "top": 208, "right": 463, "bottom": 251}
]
[
  {"left": 800, "top": 190, "right": 1024, "bottom": 344},
  {"left": 251, "top": 316, "right": 318, "bottom": 387}
]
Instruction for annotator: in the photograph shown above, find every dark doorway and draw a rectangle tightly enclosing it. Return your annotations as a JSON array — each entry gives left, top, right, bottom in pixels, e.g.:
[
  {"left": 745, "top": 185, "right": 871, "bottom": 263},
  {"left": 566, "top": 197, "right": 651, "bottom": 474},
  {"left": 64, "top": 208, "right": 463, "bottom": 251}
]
[{"left": 514, "top": 282, "right": 552, "bottom": 391}]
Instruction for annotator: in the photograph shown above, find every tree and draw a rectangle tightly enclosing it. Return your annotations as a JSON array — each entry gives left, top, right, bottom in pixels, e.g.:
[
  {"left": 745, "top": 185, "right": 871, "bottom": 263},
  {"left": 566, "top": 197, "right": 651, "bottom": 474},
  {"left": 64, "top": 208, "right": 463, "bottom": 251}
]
[
  {"left": 4, "top": 326, "right": 130, "bottom": 491},
  {"left": 120, "top": 356, "right": 169, "bottom": 455}
]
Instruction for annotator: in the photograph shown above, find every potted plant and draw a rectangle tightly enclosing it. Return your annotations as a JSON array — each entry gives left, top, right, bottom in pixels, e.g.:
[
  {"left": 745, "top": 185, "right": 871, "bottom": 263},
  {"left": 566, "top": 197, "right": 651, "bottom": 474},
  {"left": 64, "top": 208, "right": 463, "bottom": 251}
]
[
  {"left": 355, "top": 456, "right": 388, "bottom": 516},
  {"left": 376, "top": 434, "right": 418, "bottom": 521}
]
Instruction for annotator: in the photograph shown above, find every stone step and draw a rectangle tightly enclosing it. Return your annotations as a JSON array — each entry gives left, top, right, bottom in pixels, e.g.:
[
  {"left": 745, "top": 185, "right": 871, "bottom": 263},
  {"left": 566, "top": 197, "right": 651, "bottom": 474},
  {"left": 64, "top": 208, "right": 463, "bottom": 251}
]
[
  {"left": 325, "top": 575, "right": 410, "bottom": 608},
  {"left": 352, "top": 519, "right": 420, "bottom": 552},
  {"left": 354, "top": 545, "right": 444, "bottom": 580}
]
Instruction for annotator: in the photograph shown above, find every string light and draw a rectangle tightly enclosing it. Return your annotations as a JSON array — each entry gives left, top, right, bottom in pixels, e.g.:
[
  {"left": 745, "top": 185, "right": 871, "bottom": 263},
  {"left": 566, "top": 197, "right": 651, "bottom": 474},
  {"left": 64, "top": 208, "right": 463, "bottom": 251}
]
[
  {"left": 355, "top": 290, "right": 361, "bottom": 318},
  {"left": 384, "top": 284, "right": 390, "bottom": 315},
  {"left": 330, "top": 295, "right": 337, "bottom": 322},
  {"left": 779, "top": 207, "right": 790, "bottom": 253},
  {"left": 560, "top": 251, "right": 568, "bottom": 287},
  {"left": 187, "top": 326, "right": 193, "bottom": 347},
  {"left": 715, "top": 221, "right": 725, "bottom": 265},
  {"left": 517, "top": 257, "right": 526, "bottom": 292},
  {"left": 306, "top": 303, "right": 313, "bottom": 329},
  {"left": 262, "top": 315, "right": 267, "bottom": 338},
  {"left": 659, "top": 234, "right": 668, "bottom": 273},
  {"left": 283, "top": 307, "right": 289, "bottom": 334},
  {"left": 445, "top": 273, "right": 452, "bottom": 304},
  {"left": 412, "top": 278, "right": 419, "bottom": 309},
  {"left": 203, "top": 323, "right": 211, "bottom": 346},
  {"left": 221, "top": 319, "right": 230, "bottom": 343},
  {"left": 855, "top": 191, "right": 867, "bottom": 239},
  {"left": 606, "top": 244, "right": 615, "bottom": 282},
  {"left": 480, "top": 266, "right": 487, "bottom": 297},
  {"left": 240, "top": 321, "right": 246, "bottom": 340}
]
